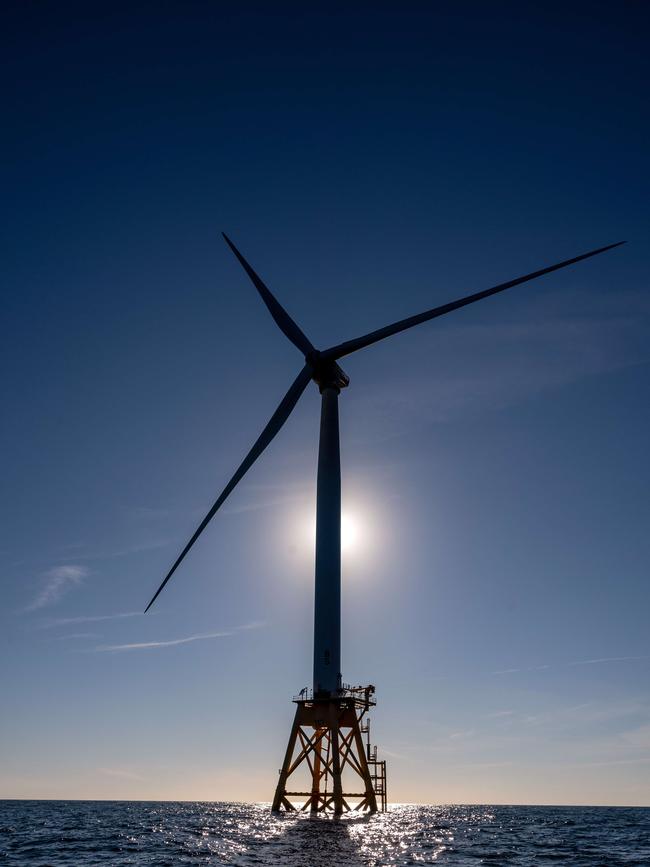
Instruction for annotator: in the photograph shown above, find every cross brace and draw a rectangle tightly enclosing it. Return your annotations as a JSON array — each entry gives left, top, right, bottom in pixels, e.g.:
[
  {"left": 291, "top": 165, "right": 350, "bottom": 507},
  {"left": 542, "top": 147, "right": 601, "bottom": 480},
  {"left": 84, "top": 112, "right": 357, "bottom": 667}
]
[{"left": 271, "top": 695, "right": 386, "bottom": 814}]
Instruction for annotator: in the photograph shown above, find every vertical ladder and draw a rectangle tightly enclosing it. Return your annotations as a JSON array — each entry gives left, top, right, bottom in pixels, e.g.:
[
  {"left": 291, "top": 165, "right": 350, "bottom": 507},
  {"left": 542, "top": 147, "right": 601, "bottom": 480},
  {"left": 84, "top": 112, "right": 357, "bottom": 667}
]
[{"left": 361, "top": 715, "right": 388, "bottom": 810}]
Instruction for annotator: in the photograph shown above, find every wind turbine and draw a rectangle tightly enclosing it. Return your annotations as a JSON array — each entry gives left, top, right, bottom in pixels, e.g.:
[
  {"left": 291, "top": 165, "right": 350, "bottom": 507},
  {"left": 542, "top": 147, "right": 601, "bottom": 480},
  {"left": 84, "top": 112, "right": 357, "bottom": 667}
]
[{"left": 145, "top": 235, "right": 623, "bottom": 814}]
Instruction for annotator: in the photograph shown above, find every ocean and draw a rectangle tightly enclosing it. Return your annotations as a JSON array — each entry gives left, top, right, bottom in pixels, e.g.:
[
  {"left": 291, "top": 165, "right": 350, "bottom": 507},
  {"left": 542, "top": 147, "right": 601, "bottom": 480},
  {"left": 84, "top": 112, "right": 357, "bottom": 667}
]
[{"left": 1, "top": 801, "right": 648, "bottom": 866}]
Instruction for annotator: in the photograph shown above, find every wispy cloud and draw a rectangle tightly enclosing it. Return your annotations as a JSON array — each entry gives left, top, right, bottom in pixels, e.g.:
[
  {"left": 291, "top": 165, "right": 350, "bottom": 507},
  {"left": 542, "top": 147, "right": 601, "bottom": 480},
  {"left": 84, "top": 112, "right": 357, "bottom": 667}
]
[
  {"left": 124, "top": 483, "right": 313, "bottom": 527},
  {"left": 218, "top": 480, "right": 312, "bottom": 516},
  {"left": 40, "top": 612, "right": 143, "bottom": 628},
  {"left": 449, "top": 729, "right": 475, "bottom": 740},
  {"left": 349, "top": 299, "right": 650, "bottom": 442},
  {"left": 491, "top": 656, "right": 646, "bottom": 676},
  {"left": 26, "top": 565, "right": 88, "bottom": 611},
  {"left": 7, "top": 538, "right": 169, "bottom": 572},
  {"left": 98, "top": 767, "right": 144, "bottom": 781},
  {"left": 570, "top": 756, "right": 650, "bottom": 768},
  {"left": 93, "top": 621, "right": 264, "bottom": 652},
  {"left": 221, "top": 494, "right": 302, "bottom": 516},
  {"left": 55, "top": 632, "right": 100, "bottom": 640},
  {"left": 569, "top": 656, "right": 649, "bottom": 666},
  {"left": 521, "top": 699, "right": 648, "bottom": 731},
  {"left": 72, "top": 538, "right": 170, "bottom": 561},
  {"left": 379, "top": 747, "right": 408, "bottom": 760}
]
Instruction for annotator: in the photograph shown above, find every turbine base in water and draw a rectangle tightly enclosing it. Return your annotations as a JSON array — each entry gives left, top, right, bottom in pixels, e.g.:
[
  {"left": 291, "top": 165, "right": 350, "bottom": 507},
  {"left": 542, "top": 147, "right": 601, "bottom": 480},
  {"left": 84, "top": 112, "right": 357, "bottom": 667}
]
[{"left": 272, "top": 684, "right": 387, "bottom": 815}]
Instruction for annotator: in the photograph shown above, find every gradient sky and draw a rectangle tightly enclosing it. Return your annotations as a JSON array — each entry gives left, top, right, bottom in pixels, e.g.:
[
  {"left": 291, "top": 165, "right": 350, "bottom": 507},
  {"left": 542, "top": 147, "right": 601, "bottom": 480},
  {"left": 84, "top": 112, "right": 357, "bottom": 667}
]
[{"left": 2, "top": 3, "right": 649, "bottom": 806}]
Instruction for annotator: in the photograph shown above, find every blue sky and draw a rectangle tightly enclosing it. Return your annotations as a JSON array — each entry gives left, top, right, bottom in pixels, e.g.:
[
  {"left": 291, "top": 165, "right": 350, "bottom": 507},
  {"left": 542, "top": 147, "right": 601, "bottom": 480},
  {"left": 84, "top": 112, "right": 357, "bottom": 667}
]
[{"left": 1, "top": 2, "right": 649, "bottom": 805}]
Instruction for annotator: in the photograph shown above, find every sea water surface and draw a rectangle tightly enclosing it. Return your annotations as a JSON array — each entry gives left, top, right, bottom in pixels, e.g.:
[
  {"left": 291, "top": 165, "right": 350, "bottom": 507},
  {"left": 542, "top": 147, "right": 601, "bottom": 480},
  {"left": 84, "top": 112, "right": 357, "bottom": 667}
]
[{"left": 1, "top": 801, "right": 649, "bottom": 866}]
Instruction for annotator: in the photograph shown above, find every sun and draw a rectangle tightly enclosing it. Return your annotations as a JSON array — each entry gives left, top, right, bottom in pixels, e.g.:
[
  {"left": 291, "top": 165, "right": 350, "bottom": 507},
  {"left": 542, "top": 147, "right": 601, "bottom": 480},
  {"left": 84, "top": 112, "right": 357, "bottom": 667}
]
[
  {"left": 340, "top": 512, "right": 359, "bottom": 552},
  {"left": 300, "top": 509, "right": 364, "bottom": 558}
]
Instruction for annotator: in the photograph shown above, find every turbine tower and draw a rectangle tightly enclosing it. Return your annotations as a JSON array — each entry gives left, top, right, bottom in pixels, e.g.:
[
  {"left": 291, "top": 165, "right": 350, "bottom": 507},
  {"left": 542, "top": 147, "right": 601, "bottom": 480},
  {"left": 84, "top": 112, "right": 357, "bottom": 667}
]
[{"left": 145, "top": 235, "right": 623, "bottom": 814}]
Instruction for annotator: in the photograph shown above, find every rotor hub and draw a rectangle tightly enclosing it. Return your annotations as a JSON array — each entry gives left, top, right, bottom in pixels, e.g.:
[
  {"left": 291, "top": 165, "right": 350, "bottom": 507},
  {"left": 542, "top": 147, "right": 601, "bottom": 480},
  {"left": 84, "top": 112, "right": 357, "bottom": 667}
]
[{"left": 307, "top": 351, "right": 350, "bottom": 392}]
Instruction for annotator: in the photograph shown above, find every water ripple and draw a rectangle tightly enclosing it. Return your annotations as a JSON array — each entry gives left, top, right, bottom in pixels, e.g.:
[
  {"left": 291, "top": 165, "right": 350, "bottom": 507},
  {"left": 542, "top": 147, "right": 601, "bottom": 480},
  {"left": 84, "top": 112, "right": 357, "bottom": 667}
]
[{"left": 0, "top": 801, "right": 648, "bottom": 866}]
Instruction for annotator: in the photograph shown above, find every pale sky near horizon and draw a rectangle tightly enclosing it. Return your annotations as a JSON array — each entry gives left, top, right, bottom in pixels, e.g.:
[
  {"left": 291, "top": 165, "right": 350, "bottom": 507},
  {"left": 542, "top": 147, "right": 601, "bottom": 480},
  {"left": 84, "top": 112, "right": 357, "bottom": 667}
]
[{"left": 2, "top": 3, "right": 649, "bottom": 806}]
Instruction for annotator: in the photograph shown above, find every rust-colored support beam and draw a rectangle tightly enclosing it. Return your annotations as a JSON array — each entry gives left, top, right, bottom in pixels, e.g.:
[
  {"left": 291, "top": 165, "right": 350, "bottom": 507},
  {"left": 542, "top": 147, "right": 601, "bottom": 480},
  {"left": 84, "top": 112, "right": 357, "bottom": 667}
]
[
  {"left": 272, "top": 694, "right": 387, "bottom": 815},
  {"left": 351, "top": 708, "right": 378, "bottom": 812},
  {"left": 328, "top": 703, "right": 344, "bottom": 815},
  {"left": 310, "top": 727, "right": 323, "bottom": 813},
  {"left": 271, "top": 705, "right": 301, "bottom": 812}
]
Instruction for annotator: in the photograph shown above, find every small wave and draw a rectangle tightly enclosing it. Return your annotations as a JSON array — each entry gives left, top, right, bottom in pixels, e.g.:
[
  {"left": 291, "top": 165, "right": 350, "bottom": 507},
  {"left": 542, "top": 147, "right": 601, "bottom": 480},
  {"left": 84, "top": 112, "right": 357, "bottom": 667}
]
[{"left": 0, "top": 801, "right": 648, "bottom": 865}]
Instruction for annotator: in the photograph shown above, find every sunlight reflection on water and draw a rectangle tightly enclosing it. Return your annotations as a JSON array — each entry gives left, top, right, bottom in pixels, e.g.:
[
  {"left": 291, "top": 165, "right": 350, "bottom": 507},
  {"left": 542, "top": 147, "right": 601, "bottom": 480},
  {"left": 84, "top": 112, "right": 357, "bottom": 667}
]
[{"left": 1, "top": 800, "right": 649, "bottom": 866}]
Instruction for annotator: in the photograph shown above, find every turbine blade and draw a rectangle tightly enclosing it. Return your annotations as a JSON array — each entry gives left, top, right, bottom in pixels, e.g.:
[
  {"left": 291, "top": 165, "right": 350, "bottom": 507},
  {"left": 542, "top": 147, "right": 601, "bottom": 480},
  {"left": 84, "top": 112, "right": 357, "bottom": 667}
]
[
  {"left": 144, "top": 364, "right": 313, "bottom": 612},
  {"left": 222, "top": 233, "right": 315, "bottom": 356},
  {"left": 322, "top": 242, "right": 625, "bottom": 361}
]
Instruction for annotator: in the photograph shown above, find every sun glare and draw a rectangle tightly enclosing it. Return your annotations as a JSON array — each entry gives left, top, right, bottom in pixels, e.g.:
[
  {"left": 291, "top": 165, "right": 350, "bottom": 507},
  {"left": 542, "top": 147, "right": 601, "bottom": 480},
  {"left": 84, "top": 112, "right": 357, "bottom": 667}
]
[
  {"left": 341, "top": 512, "right": 359, "bottom": 552},
  {"left": 300, "top": 509, "right": 365, "bottom": 560}
]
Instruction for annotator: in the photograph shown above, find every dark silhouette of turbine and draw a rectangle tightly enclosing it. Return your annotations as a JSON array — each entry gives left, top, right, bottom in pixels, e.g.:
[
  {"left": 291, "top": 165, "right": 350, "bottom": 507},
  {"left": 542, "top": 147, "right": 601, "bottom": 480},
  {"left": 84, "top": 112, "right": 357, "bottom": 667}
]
[
  {"left": 143, "top": 234, "right": 624, "bottom": 813},
  {"left": 145, "top": 236, "right": 624, "bottom": 629}
]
